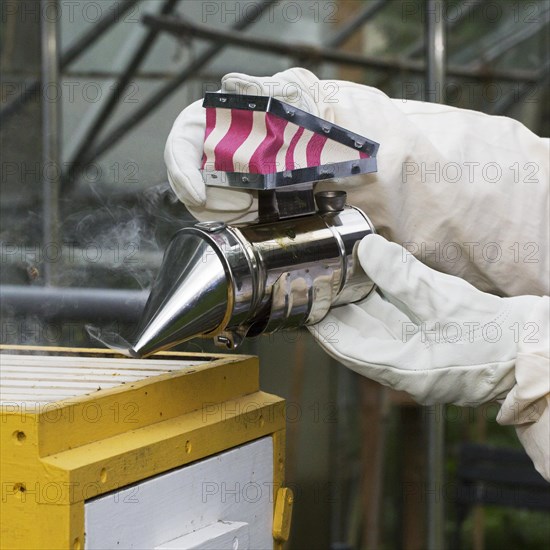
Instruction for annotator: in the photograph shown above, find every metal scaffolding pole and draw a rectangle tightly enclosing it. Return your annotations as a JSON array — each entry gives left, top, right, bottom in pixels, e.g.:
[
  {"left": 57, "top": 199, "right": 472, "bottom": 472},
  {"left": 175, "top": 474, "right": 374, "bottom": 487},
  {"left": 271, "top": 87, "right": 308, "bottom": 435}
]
[
  {"left": 462, "top": 3, "right": 549, "bottom": 69},
  {"left": 141, "top": 14, "right": 540, "bottom": 84},
  {"left": 425, "top": 4, "right": 446, "bottom": 549},
  {"left": 425, "top": 0, "right": 446, "bottom": 104},
  {"left": 325, "top": 0, "right": 387, "bottom": 48},
  {"left": 73, "top": 0, "right": 278, "bottom": 176},
  {"left": 62, "top": 2, "right": 542, "bottom": 174},
  {"left": 490, "top": 59, "right": 550, "bottom": 116},
  {"left": 0, "top": 0, "right": 141, "bottom": 124},
  {"left": 40, "top": 0, "right": 61, "bottom": 286},
  {"left": 402, "top": 0, "right": 484, "bottom": 58},
  {"left": 65, "top": 0, "right": 180, "bottom": 189}
]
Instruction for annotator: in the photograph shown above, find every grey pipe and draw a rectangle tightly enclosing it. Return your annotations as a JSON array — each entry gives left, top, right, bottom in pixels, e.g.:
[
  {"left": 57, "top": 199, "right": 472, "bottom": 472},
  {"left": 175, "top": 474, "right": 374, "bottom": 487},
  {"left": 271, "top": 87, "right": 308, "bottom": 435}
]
[
  {"left": 0, "top": 285, "right": 148, "bottom": 322},
  {"left": 0, "top": 0, "right": 141, "bottom": 123}
]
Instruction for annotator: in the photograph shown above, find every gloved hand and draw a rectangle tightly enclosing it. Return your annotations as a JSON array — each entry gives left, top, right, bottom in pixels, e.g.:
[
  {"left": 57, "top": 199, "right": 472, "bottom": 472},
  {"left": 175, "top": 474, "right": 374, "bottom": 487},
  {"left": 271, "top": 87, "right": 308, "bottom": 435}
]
[
  {"left": 165, "top": 69, "right": 550, "bottom": 480},
  {"left": 165, "top": 68, "right": 325, "bottom": 223},
  {"left": 310, "top": 234, "right": 548, "bottom": 407},
  {"left": 165, "top": 67, "right": 549, "bottom": 297}
]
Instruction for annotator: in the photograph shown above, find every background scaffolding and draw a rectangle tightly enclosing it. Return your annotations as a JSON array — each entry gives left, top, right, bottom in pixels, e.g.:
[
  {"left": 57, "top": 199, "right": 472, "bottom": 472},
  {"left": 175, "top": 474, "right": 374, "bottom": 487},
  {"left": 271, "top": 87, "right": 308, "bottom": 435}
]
[{"left": 1, "top": 1, "right": 549, "bottom": 549}]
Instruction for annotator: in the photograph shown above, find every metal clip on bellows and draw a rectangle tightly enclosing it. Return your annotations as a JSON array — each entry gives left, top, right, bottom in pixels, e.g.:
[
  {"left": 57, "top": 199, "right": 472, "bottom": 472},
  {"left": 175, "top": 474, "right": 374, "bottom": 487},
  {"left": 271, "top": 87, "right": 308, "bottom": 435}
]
[{"left": 93, "top": 93, "right": 380, "bottom": 358}]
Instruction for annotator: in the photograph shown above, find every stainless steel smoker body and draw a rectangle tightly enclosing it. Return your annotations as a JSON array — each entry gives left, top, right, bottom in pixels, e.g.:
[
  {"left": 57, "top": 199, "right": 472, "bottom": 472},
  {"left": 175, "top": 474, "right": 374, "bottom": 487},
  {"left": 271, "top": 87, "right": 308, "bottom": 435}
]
[{"left": 91, "top": 93, "right": 380, "bottom": 357}]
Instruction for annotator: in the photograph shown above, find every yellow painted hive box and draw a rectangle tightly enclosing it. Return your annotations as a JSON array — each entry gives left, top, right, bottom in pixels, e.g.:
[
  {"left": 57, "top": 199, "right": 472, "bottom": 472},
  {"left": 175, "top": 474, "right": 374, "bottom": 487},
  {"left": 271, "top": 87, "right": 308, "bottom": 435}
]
[{"left": 0, "top": 346, "right": 291, "bottom": 550}]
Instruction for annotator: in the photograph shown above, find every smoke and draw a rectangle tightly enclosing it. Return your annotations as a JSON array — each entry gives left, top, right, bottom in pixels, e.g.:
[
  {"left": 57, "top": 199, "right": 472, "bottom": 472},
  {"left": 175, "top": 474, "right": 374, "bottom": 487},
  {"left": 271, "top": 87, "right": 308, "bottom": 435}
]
[
  {"left": 140, "top": 181, "right": 196, "bottom": 228},
  {"left": 0, "top": 180, "right": 195, "bottom": 346},
  {"left": 60, "top": 181, "right": 194, "bottom": 290}
]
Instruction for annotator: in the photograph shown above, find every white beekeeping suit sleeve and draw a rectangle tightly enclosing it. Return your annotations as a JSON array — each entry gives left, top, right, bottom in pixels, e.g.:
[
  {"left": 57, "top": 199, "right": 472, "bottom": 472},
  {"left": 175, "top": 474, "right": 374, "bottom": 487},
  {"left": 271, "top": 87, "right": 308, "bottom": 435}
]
[{"left": 165, "top": 68, "right": 550, "bottom": 479}]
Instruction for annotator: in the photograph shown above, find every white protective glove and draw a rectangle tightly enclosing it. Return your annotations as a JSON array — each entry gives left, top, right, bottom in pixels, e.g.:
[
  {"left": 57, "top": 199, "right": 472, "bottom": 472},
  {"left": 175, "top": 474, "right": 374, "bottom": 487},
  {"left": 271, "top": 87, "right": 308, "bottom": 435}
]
[
  {"left": 165, "top": 67, "right": 549, "bottom": 297},
  {"left": 310, "top": 233, "right": 550, "bottom": 479}
]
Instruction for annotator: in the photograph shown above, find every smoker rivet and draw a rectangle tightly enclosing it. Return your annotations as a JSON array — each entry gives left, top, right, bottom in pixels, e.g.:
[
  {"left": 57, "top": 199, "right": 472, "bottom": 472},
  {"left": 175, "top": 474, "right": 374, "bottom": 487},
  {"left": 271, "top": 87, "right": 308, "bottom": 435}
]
[
  {"left": 241, "top": 176, "right": 249, "bottom": 183},
  {"left": 219, "top": 97, "right": 227, "bottom": 103},
  {"left": 354, "top": 141, "right": 363, "bottom": 149},
  {"left": 211, "top": 173, "right": 218, "bottom": 179},
  {"left": 248, "top": 103, "right": 256, "bottom": 109},
  {"left": 322, "top": 126, "right": 331, "bottom": 133},
  {"left": 285, "top": 110, "right": 294, "bottom": 117}
]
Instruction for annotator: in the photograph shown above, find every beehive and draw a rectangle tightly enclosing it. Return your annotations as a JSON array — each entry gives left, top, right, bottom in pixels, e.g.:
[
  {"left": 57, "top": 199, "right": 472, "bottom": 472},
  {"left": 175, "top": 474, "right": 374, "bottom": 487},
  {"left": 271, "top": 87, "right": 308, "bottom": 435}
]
[{"left": 0, "top": 345, "right": 290, "bottom": 549}]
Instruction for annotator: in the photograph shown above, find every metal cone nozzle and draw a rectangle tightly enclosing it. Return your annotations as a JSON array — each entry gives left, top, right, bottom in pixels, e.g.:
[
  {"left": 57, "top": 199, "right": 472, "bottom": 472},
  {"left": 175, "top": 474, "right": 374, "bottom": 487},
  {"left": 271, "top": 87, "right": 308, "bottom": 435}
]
[
  {"left": 85, "top": 325, "right": 141, "bottom": 358},
  {"left": 125, "top": 230, "right": 230, "bottom": 358}
]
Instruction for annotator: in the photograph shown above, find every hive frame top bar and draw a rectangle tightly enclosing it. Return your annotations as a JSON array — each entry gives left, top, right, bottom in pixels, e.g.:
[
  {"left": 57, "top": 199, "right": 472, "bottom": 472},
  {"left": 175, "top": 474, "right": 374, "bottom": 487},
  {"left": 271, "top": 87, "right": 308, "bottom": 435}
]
[{"left": 200, "top": 92, "right": 379, "bottom": 191}]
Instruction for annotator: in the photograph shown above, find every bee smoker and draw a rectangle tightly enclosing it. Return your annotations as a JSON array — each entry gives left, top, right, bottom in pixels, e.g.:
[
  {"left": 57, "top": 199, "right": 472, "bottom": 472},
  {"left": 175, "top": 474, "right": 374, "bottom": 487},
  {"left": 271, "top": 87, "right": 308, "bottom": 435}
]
[{"left": 92, "top": 93, "right": 380, "bottom": 358}]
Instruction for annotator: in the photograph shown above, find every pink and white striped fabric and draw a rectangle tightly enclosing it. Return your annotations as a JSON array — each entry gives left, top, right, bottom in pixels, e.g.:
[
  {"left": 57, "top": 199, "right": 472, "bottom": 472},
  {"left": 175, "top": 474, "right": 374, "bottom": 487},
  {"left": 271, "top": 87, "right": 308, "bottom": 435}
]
[{"left": 201, "top": 107, "right": 369, "bottom": 174}]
